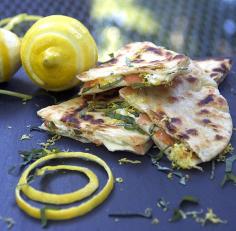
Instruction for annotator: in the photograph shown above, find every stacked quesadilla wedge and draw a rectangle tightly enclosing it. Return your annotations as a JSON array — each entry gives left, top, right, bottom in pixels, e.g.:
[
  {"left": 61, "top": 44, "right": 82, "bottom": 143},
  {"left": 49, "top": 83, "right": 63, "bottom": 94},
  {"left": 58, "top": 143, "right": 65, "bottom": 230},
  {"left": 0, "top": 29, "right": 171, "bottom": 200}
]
[
  {"left": 37, "top": 92, "right": 152, "bottom": 155},
  {"left": 120, "top": 63, "right": 232, "bottom": 169},
  {"left": 37, "top": 41, "right": 233, "bottom": 168},
  {"left": 77, "top": 42, "right": 191, "bottom": 94}
]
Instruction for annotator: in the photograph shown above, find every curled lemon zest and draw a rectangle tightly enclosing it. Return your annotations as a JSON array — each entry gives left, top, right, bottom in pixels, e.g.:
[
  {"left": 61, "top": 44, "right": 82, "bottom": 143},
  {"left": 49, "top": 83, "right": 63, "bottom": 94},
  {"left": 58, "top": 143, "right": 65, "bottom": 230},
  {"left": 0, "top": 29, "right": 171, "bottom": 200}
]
[{"left": 15, "top": 152, "right": 114, "bottom": 220}]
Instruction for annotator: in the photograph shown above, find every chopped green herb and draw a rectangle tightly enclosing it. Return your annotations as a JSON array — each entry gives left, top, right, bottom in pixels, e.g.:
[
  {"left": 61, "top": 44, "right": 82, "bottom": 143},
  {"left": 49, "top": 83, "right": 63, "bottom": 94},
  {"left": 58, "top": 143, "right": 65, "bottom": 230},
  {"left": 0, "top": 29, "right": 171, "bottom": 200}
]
[
  {"left": 148, "top": 124, "right": 156, "bottom": 136},
  {"left": 40, "top": 206, "right": 60, "bottom": 228},
  {"left": 115, "top": 177, "right": 124, "bottom": 183},
  {"left": 8, "top": 148, "right": 60, "bottom": 175},
  {"left": 210, "top": 160, "right": 216, "bottom": 180},
  {"left": 81, "top": 86, "right": 93, "bottom": 94},
  {"left": 118, "top": 158, "right": 141, "bottom": 165},
  {"left": 169, "top": 208, "right": 184, "bottom": 222},
  {"left": 98, "top": 77, "right": 123, "bottom": 90},
  {"left": 179, "top": 195, "right": 199, "bottom": 207},
  {"left": 39, "top": 135, "right": 61, "bottom": 149},
  {"left": 131, "top": 83, "right": 151, "bottom": 89},
  {"left": 29, "top": 126, "right": 45, "bottom": 132},
  {"left": 125, "top": 57, "right": 134, "bottom": 67},
  {"left": 0, "top": 216, "right": 15, "bottom": 230},
  {"left": 108, "top": 53, "right": 114, "bottom": 58},
  {"left": 157, "top": 197, "right": 169, "bottom": 212},
  {"left": 199, "top": 209, "right": 227, "bottom": 226},
  {"left": 150, "top": 154, "right": 188, "bottom": 185},
  {"left": 19, "top": 134, "right": 32, "bottom": 141},
  {"left": 109, "top": 208, "right": 152, "bottom": 219},
  {"left": 221, "top": 155, "right": 236, "bottom": 187}
]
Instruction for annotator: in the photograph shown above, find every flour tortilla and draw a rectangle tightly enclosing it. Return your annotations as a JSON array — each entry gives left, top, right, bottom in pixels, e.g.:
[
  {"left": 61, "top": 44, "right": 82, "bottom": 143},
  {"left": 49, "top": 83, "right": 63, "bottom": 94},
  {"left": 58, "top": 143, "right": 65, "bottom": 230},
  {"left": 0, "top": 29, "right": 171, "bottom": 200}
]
[
  {"left": 37, "top": 94, "right": 152, "bottom": 155},
  {"left": 120, "top": 70, "right": 232, "bottom": 163},
  {"left": 77, "top": 42, "right": 190, "bottom": 94}
]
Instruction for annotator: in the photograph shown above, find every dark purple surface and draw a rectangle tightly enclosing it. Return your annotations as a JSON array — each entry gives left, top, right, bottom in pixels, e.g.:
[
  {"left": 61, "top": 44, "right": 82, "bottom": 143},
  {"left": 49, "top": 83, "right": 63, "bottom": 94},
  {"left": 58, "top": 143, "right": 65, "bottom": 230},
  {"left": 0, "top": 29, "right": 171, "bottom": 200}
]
[{"left": 0, "top": 60, "right": 236, "bottom": 231}]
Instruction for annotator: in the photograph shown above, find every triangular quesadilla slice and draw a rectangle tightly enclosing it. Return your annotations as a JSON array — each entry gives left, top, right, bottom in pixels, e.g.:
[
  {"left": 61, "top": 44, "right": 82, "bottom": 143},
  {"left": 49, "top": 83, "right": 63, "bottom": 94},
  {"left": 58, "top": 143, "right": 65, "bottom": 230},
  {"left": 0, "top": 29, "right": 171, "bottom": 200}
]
[
  {"left": 120, "top": 68, "right": 233, "bottom": 169},
  {"left": 194, "top": 58, "right": 232, "bottom": 84},
  {"left": 77, "top": 42, "right": 190, "bottom": 94},
  {"left": 37, "top": 92, "right": 153, "bottom": 155}
]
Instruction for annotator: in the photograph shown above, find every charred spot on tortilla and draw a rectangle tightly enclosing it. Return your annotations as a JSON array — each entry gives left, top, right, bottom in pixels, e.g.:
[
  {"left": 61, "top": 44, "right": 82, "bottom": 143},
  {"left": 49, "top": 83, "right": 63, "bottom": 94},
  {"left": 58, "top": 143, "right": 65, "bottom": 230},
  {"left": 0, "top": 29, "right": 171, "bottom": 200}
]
[
  {"left": 186, "top": 75, "right": 197, "bottom": 83},
  {"left": 186, "top": 129, "right": 198, "bottom": 136},
  {"left": 212, "top": 68, "right": 225, "bottom": 73},
  {"left": 144, "top": 46, "right": 163, "bottom": 55},
  {"left": 165, "top": 121, "right": 177, "bottom": 134},
  {"left": 172, "top": 54, "right": 186, "bottom": 60},
  {"left": 198, "top": 109, "right": 210, "bottom": 115},
  {"left": 167, "top": 96, "right": 179, "bottom": 104},
  {"left": 178, "top": 133, "right": 190, "bottom": 140},
  {"left": 210, "top": 73, "right": 218, "bottom": 77},
  {"left": 215, "top": 134, "right": 224, "bottom": 140},
  {"left": 202, "top": 118, "right": 211, "bottom": 124},
  {"left": 170, "top": 117, "right": 182, "bottom": 124},
  {"left": 198, "top": 94, "right": 214, "bottom": 106}
]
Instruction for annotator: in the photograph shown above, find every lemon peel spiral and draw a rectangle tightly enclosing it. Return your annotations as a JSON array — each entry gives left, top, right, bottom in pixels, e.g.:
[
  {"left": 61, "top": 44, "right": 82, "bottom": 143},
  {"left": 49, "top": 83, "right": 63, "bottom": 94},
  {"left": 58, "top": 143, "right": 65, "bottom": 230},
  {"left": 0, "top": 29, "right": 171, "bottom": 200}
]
[
  {"left": 21, "top": 15, "right": 98, "bottom": 91},
  {"left": 15, "top": 152, "right": 114, "bottom": 221}
]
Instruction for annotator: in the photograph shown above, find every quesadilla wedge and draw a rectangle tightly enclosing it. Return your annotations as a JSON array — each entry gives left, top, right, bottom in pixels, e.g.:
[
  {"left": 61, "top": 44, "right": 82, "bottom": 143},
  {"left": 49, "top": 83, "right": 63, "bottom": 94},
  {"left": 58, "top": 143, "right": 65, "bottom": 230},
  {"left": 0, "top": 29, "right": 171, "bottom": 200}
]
[
  {"left": 37, "top": 93, "right": 152, "bottom": 155},
  {"left": 77, "top": 42, "right": 191, "bottom": 95},
  {"left": 120, "top": 68, "right": 233, "bottom": 169}
]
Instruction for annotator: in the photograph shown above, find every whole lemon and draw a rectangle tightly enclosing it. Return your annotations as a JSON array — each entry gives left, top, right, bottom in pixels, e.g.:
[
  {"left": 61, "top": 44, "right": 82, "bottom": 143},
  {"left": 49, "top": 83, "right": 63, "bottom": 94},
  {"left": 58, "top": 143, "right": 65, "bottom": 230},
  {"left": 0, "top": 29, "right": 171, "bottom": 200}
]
[
  {"left": 21, "top": 15, "right": 98, "bottom": 91},
  {"left": 0, "top": 28, "right": 21, "bottom": 83}
]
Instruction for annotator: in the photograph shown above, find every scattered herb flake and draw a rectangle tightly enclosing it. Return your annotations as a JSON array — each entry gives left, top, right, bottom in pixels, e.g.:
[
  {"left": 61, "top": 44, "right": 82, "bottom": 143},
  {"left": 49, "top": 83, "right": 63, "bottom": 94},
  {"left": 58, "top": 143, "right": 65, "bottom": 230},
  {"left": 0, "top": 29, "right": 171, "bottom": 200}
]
[
  {"left": 125, "top": 57, "right": 134, "bottom": 67},
  {"left": 151, "top": 218, "right": 159, "bottom": 224},
  {"left": 115, "top": 177, "right": 124, "bottom": 183},
  {"left": 221, "top": 155, "right": 236, "bottom": 187},
  {"left": 39, "top": 135, "right": 61, "bottom": 149},
  {"left": 169, "top": 209, "right": 184, "bottom": 222},
  {"left": 199, "top": 208, "right": 227, "bottom": 226},
  {"left": 157, "top": 197, "right": 169, "bottom": 212},
  {"left": 179, "top": 195, "right": 199, "bottom": 208},
  {"left": 0, "top": 216, "right": 15, "bottom": 230},
  {"left": 19, "top": 134, "right": 32, "bottom": 141},
  {"left": 210, "top": 160, "right": 216, "bottom": 180},
  {"left": 40, "top": 206, "right": 60, "bottom": 228},
  {"left": 118, "top": 158, "right": 141, "bottom": 165},
  {"left": 108, "top": 53, "right": 114, "bottom": 58},
  {"left": 109, "top": 208, "right": 152, "bottom": 219}
]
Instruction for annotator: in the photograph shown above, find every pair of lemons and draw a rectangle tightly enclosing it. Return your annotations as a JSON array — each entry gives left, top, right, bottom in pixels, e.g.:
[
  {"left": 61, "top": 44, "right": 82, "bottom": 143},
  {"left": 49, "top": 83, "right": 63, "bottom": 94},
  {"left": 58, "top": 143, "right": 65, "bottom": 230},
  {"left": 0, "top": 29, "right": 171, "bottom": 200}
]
[{"left": 0, "top": 15, "right": 98, "bottom": 91}]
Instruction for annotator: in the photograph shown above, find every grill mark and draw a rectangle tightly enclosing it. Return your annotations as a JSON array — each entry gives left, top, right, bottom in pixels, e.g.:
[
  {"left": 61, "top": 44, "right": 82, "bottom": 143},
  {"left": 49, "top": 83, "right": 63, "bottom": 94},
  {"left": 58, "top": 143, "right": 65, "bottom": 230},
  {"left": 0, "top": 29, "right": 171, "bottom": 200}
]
[
  {"left": 215, "top": 134, "right": 224, "bottom": 140},
  {"left": 172, "top": 54, "right": 185, "bottom": 60},
  {"left": 221, "top": 63, "right": 227, "bottom": 71},
  {"left": 178, "top": 133, "right": 190, "bottom": 140},
  {"left": 198, "top": 109, "right": 210, "bottom": 114},
  {"left": 198, "top": 94, "right": 214, "bottom": 106},
  {"left": 212, "top": 68, "right": 224, "bottom": 73},
  {"left": 186, "top": 129, "right": 198, "bottom": 136},
  {"left": 168, "top": 96, "right": 179, "bottom": 103},
  {"left": 132, "top": 59, "right": 144, "bottom": 63},
  {"left": 145, "top": 47, "right": 163, "bottom": 55},
  {"left": 210, "top": 73, "right": 218, "bottom": 77},
  {"left": 186, "top": 76, "right": 197, "bottom": 83},
  {"left": 202, "top": 118, "right": 211, "bottom": 124},
  {"left": 171, "top": 117, "right": 182, "bottom": 124},
  {"left": 165, "top": 121, "right": 177, "bottom": 133}
]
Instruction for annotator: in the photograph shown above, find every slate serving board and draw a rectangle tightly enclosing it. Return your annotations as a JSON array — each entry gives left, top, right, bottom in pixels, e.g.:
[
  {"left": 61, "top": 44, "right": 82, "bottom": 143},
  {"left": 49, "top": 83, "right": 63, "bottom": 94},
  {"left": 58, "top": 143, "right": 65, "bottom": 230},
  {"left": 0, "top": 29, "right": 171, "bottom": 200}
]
[{"left": 0, "top": 59, "right": 236, "bottom": 231}]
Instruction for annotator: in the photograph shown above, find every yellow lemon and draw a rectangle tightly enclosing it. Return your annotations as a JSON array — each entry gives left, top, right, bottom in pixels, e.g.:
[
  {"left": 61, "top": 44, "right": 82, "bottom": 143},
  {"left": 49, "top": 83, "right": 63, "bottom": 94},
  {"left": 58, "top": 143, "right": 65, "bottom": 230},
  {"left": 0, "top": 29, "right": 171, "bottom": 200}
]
[
  {"left": 0, "top": 28, "right": 21, "bottom": 83},
  {"left": 21, "top": 15, "right": 98, "bottom": 91}
]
